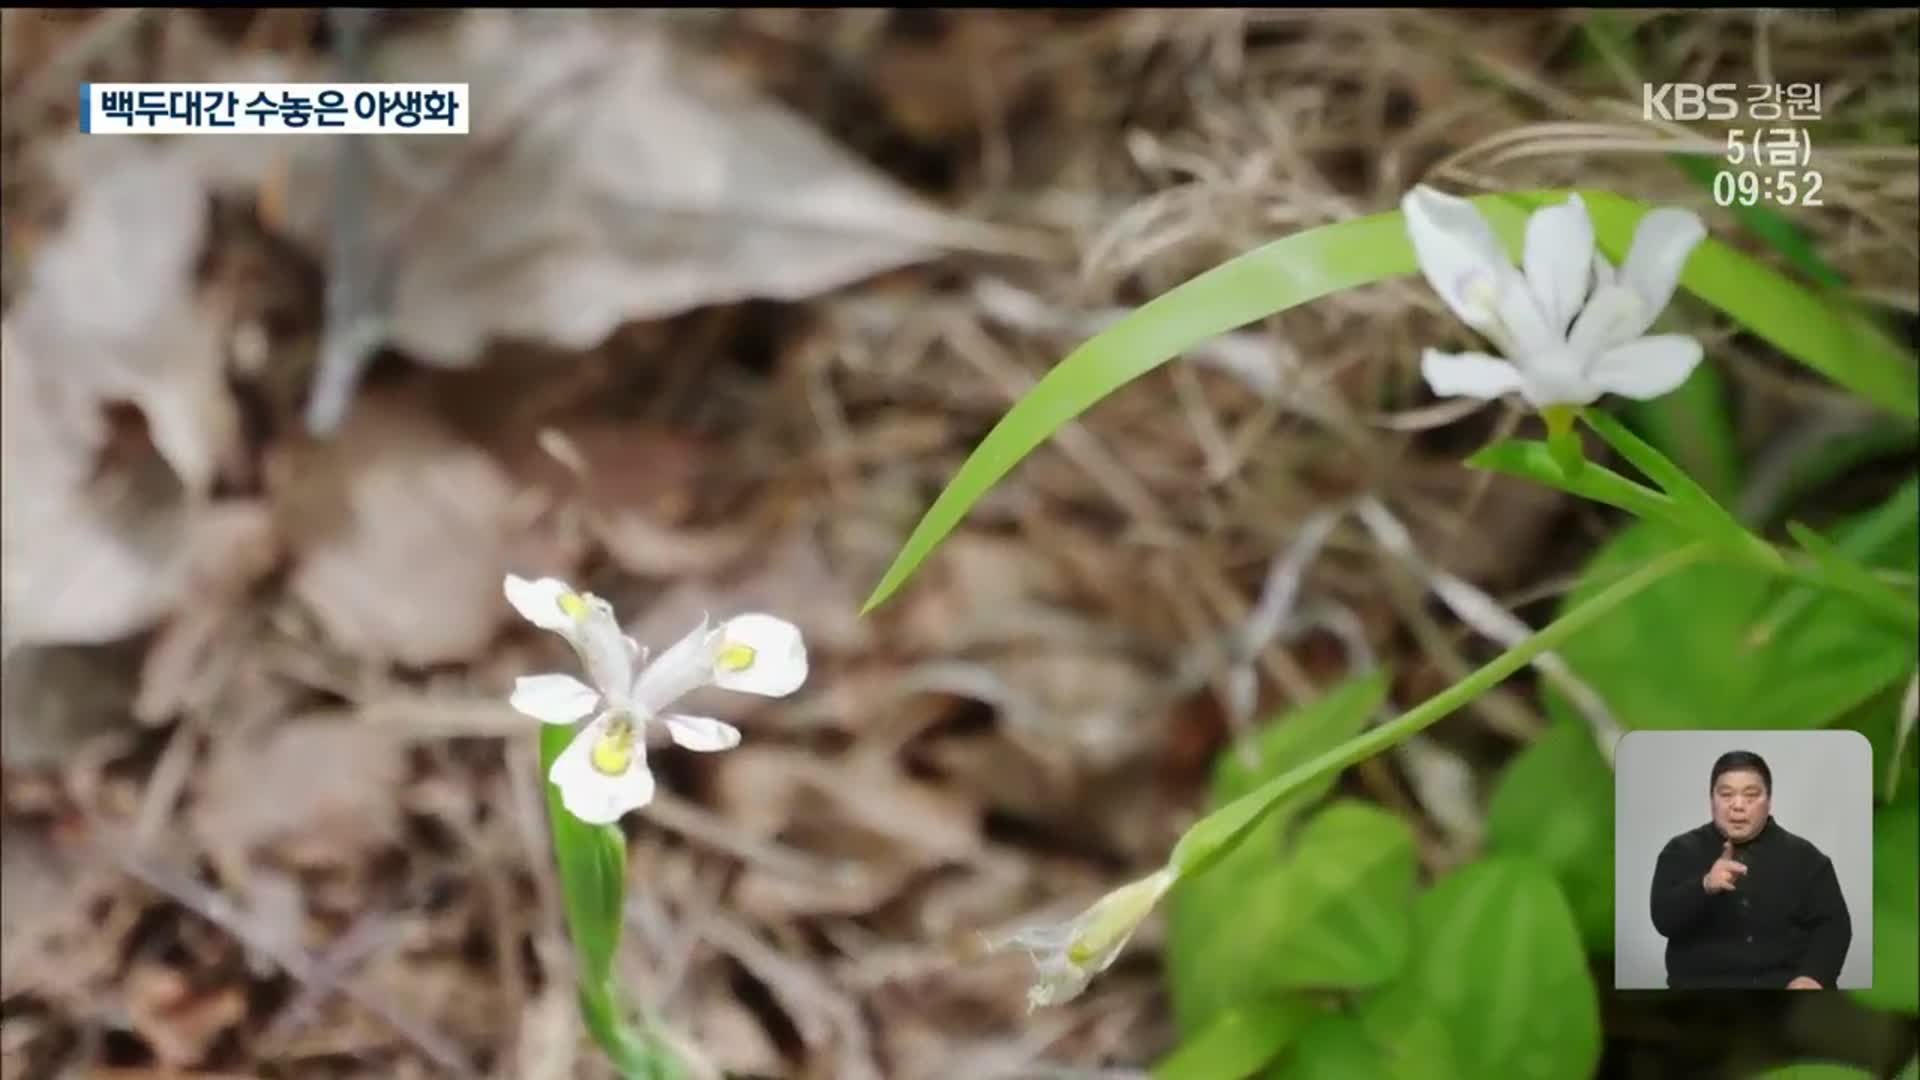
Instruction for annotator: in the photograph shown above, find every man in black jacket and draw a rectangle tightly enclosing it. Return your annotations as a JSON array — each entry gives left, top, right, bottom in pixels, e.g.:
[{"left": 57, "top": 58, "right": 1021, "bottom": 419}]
[{"left": 1648, "top": 750, "right": 1852, "bottom": 989}]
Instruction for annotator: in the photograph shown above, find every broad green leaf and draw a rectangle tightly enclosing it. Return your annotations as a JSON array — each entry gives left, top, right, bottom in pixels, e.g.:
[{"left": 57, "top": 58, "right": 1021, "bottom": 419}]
[
  {"left": 1851, "top": 794, "right": 1918, "bottom": 1016},
  {"left": 1468, "top": 439, "right": 1686, "bottom": 529},
  {"left": 1153, "top": 999, "right": 1323, "bottom": 1080},
  {"left": 1484, "top": 723, "right": 1615, "bottom": 952},
  {"left": 1166, "top": 672, "right": 1391, "bottom": 1033},
  {"left": 861, "top": 187, "right": 1917, "bottom": 613},
  {"left": 1543, "top": 499, "right": 1918, "bottom": 734},
  {"left": 1746, "top": 1065, "right": 1877, "bottom": 1080},
  {"left": 1276, "top": 1007, "right": 1457, "bottom": 1080},
  {"left": 1898, "top": 1055, "right": 1919, "bottom": 1080},
  {"left": 1624, "top": 360, "right": 1744, "bottom": 507},
  {"left": 1358, "top": 856, "right": 1600, "bottom": 1080},
  {"left": 1172, "top": 799, "right": 1417, "bottom": 1025}
]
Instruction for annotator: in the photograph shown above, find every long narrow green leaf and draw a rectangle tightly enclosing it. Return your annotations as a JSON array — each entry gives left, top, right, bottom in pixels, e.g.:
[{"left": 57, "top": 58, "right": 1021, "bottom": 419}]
[
  {"left": 1667, "top": 154, "right": 1849, "bottom": 290},
  {"left": 541, "top": 725, "right": 685, "bottom": 1079},
  {"left": 858, "top": 209, "right": 1425, "bottom": 613},
  {"left": 1466, "top": 439, "right": 1684, "bottom": 528},
  {"left": 861, "top": 188, "right": 1919, "bottom": 613},
  {"left": 1580, "top": 408, "right": 1782, "bottom": 569},
  {"left": 1543, "top": 190, "right": 1918, "bottom": 420}
]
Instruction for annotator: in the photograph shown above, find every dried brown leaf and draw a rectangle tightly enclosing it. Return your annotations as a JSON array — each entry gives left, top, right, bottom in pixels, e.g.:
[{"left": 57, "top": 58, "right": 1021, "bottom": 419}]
[
  {"left": 281, "top": 11, "right": 960, "bottom": 365},
  {"left": 12, "top": 136, "right": 239, "bottom": 493},
  {"left": 0, "top": 637, "right": 143, "bottom": 768},
  {"left": 267, "top": 392, "right": 519, "bottom": 667},
  {"left": 715, "top": 745, "right": 980, "bottom": 920},
  {"left": 191, "top": 716, "right": 407, "bottom": 884}
]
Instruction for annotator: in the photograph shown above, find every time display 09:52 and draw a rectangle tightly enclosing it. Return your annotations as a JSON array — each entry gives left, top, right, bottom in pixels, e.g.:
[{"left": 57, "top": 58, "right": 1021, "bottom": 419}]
[{"left": 1713, "top": 169, "right": 1825, "bottom": 207}]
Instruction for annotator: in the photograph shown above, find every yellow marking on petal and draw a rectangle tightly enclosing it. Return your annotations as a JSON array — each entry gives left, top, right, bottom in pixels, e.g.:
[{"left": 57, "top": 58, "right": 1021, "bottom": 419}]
[
  {"left": 717, "top": 642, "right": 757, "bottom": 672},
  {"left": 589, "top": 717, "right": 635, "bottom": 776},
  {"left": 557, "top": 592, "right": 588, "bottom": 620}
]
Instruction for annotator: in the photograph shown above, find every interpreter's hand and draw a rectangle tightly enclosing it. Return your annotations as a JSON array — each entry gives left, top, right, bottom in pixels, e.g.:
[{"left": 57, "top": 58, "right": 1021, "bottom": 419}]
[
  {"left": 1703, "top": 841, "right": 1748, "bottom": 894},
  {"left": 1787, "top": 977, "right": 1823, "bottom": 990}
]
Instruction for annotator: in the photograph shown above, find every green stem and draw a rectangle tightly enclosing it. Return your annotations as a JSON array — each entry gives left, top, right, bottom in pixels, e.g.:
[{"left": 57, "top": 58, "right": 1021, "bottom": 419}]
[{"left": 1169, "top": 539, "right": 1714, "bottom": 876}]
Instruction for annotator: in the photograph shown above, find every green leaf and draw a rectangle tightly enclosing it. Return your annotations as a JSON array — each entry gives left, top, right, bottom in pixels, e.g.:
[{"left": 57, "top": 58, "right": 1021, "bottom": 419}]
[
  {"left": 1785, "top": 520, "right": 1920, "bottom": 634},
  {"left": 1484, "top": 723, "right": 1616, "bottom": 952},
  {"left": 860, "top": 187, "right": 1917, "bottom": 613},
  {"left": 1543, "top": 499, "right": 1918, "bottom": 733},
  {"left": 1467, "top": 439, "right": 1686, "bottom": 529},
  {"left": 1623, "top": 360, "right": 1744, "bottom": 508},
  {"left": 1745, "top": 1065, "right": 1877, "bottom": 1080},
  {"left": 1276, "top": 1007, "right": 1457, "bottom": 1080},
  {"left": 1171, "top": 800, "right": 1417, "bottom": 1028},
  {"left": 541, "top": 725, "right": 687, "bottom": 1079},
  {"left": 1898, "top": 1055, "right": 1919, "bottom": 1080},
  {"left": 858, "top": 206, "right": 1430, "bottom": 613},
  {"left": 1580, "top": 408, "right": 1779, "bottom": 569},
  {"left": 543, "top": 723, "right": 627, "bottom": 982},
  {"left": 1851, "top": 794, "right": 1918, "bottom": 1015},
  {"left": 1668, "top": 153, "right": 1849, "bottom": 291},
  {"left": 1166, "top": 672, "right": 1392, "bottom": 1033},
  {"left": 1357, "top": 856, "right": 1601, "bottom": 1080},
  {"left": 1153, "top": 999, "right": 1323, "bottom": 1080}
]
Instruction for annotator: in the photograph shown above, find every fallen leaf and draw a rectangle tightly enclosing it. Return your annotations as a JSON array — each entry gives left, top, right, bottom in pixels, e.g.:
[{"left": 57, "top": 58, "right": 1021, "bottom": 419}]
[
  {"left": 0, "top": 323, "right": 196, "bottom": 653},
  {"left": 14, "top": 135, "right": 239, "bottom": 494},
  {"left": 134, "top": 500, "right": 283, "bottom": 724},
  {"left": 279, "top": 10, "right": 966, "bottom": 366},
  {"left": 895, "top": 533, "right": 1077, "bottom": 655},
  {"left": 191, "top": 715, "right": 407, "bottom": 886},
  {"left": 0, "top": 637, "right": 144, "bottom": 769},
  {"left": 715, "top": 745, "right": 980, "bottom": 920},
  {"left": 267, "top": 391, "right": 519, "bottom": 668}
]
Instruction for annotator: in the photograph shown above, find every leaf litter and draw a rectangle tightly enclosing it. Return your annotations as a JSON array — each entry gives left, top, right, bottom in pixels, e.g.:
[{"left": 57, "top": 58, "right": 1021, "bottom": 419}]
[{"left": 1, "top": 8, "right": 1915, "bottom": 1079}]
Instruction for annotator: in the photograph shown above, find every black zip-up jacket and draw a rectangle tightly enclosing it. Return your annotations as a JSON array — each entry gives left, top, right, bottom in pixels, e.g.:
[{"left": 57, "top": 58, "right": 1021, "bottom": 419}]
[{"left": 1648, "top": 816, "right": 1851, "bottom": 989}]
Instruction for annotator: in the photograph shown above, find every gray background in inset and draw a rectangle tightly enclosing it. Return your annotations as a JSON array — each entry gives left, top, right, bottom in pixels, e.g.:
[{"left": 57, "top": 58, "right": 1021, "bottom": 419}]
[{"left": 1613, "top": 729, "right": 1873, "bottom": 990}]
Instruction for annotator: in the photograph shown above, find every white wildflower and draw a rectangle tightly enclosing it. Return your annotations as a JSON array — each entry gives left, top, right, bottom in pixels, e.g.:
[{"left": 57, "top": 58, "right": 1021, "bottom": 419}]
[
  {"left": 1403, "top": 185, "right": 1708, "bottom": 415},
  {"left": 986, "top": 866, "right": 1179, "bottom": 1010},
  {"left": 504, "top": 574, "right": 807, "bottom": 825}
]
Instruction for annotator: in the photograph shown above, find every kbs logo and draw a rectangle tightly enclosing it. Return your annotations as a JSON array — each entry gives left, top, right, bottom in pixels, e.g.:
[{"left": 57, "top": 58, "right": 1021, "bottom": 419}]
[{"left": 1643, "top": 83, "right": 1740, "bottom": 121}]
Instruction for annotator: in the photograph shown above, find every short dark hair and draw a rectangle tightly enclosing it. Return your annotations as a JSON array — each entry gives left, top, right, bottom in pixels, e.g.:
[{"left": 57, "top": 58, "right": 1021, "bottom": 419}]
[{"left": 1710, "top": 750, "right": 1772, "bottom": 794}]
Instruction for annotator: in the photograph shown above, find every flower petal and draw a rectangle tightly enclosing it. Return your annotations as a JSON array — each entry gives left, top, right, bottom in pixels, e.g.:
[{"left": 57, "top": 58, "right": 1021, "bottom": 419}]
[
  {"left": 711, "top": 614, "right": 808, "bottom": 697},
  {"left": 504, "top": 574, "right": 578, "bottom": 633},
  {"left": 1619, "top": 207, "right": 1706, "bottom": 338},
  {"left": 1420, "top": 349, "right": 1525, "bottom": 401},
  {"left": 1586, "top": 335, "right": 1703, "bottom": 401},
  {"left": 571, "top": 598, "right": 635, "bottom": 704},
  {"left": 663, "top": 713, "right": 742, "bottom": 752},
  {"left": 630, "top": 615, "right": 717, "bottom": 714},
  {"left": 1523, "top": 195, "right": 1594, "bottom": 336},
  {"left": 510, "top": 673, "right": 601, "bottom": 725},
  {"left": 1566, "top": 284, "right": 1646, "bottom": 355},
  {"left": 549, "top": 713, "right": 656, "bottom": 824},
  {"left": 1402, "top": 186, "right": 1513, "bottom": 338}
]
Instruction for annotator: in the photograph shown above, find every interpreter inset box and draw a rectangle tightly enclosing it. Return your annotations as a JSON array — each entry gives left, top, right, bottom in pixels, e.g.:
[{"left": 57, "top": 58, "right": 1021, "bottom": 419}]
[{"left": 1614, "top": 729, "right": 1873, "bottom": 991}]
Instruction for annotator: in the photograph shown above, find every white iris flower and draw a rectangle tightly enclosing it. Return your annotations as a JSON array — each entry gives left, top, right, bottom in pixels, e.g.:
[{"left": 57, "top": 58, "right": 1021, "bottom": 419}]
[
  {"left": 503, "top": 574, "right": 807, "bottom": 825},
  {"left": 1403, "top": 185, "right": 1708, "bottom": 413}
]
